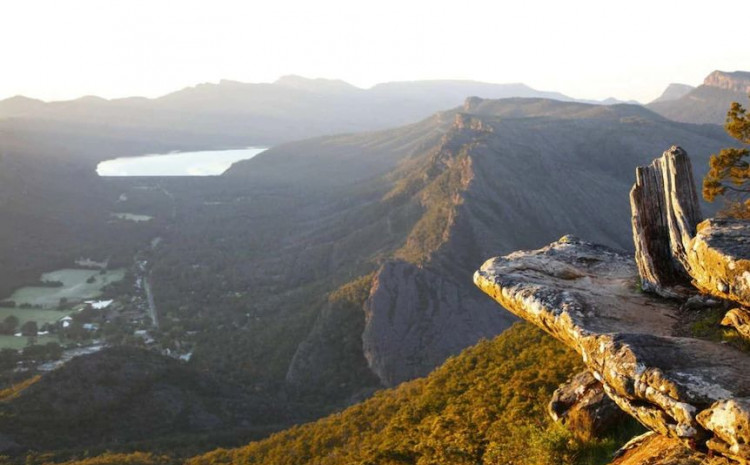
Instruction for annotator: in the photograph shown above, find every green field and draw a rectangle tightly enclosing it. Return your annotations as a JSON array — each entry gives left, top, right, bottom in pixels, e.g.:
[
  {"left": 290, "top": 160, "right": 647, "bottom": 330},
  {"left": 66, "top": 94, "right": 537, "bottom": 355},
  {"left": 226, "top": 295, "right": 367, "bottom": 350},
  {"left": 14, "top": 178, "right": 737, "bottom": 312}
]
[
  {"left": 4, "top": 268, "right": 125, "bottom": 309},
  {"left": 0, "top": 334, "right": 58, "bottom": 350},
  {"left": 0, "top": 307, "right": 70, "bottom": 327}
]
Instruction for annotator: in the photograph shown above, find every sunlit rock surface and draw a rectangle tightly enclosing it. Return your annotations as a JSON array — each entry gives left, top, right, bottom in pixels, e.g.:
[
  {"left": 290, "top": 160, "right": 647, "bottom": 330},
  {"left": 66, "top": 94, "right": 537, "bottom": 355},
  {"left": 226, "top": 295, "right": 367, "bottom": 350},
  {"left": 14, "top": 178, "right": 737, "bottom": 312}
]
[
  {"left": 475, "top": 236, "right": 750, "bottom": 462},
  {"left": 688, "top": 219, "right": 750, "bottom": 307},
  {"left": 722, "top": 307, "right": 750, "bottom": 341},
  {"left": 610, "top": 432, "right": 730, "bottom": 465}
]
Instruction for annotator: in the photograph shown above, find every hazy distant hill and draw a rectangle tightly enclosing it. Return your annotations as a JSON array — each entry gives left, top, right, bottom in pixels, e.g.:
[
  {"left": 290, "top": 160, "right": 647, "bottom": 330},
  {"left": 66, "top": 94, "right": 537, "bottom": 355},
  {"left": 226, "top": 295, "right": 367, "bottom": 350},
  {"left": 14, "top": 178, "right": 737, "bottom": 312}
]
[
  {"left": 0, "top": 77, "right": 578, "bottom": 154},
  {"left": 650, "top": 83, "right": 694, "bottom": 103},
  {"left": 152, "top": 98, "right": 731, "bottom": 400},
  {"left": 648, "top": 70, "right": 750, "bottom": 124}
]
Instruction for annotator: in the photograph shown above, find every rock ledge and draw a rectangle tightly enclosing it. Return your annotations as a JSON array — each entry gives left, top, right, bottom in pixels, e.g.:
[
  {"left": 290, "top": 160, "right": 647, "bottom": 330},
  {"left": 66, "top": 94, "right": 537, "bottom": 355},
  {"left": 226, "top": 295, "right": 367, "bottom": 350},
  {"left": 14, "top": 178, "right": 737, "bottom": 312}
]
[{"left": 474, "top": 237, "right": 750, "bottom": 462}]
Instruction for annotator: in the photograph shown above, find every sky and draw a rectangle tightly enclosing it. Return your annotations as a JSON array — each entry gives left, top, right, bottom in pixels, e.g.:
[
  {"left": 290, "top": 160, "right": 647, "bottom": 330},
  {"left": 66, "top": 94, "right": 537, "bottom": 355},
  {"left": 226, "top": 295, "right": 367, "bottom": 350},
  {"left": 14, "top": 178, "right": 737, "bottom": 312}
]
[{"left": 2, "top": 0, "right": 749, "bottom": 103}]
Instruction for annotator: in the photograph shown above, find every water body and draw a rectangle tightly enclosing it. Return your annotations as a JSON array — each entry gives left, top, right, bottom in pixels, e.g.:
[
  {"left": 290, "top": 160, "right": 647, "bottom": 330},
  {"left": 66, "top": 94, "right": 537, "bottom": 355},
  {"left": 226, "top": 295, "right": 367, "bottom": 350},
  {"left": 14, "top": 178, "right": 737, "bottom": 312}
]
[{"left": 96, "top": 147, "right": 267, "bottom": 176}]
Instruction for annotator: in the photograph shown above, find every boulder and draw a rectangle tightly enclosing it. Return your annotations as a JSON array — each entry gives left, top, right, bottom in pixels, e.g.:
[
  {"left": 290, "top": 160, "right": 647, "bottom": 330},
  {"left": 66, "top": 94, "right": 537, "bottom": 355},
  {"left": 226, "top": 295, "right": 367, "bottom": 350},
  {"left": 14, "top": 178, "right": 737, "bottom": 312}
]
[
  {"left": 549, "top": 370, "right": 626, "bottom": 439},
  {"left": 629, "top": 146, "right": 702, "bottom": 297},
  {"left": 696, "top": 398, "right": 750, "bottom": 462},
  {"left": 474, "top": 236, "right": 750, "bottom": 462},
  {"left": 688, "top": 219, "right": 750, "bottom": 307},
  {"left": 721, "top": 307, "right": 750, "bottom": 340}
]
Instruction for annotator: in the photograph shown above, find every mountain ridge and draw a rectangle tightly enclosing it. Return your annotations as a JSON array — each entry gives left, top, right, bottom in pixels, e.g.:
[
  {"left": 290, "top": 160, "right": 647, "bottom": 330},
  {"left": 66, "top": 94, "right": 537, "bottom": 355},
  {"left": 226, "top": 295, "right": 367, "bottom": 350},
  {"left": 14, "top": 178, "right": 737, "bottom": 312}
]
[{"left": 648, "top": 70, "right": 750, "bottom": 124}]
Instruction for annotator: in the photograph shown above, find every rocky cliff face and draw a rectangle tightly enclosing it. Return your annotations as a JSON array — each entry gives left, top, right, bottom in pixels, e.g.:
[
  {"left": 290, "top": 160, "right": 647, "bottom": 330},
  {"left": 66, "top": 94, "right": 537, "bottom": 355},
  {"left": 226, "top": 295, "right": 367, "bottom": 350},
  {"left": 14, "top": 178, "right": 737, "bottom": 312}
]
[
  {"left": 704, "top": 71, "right": 750, "bottom": 94},
  {"left": 362, "top": 260, "right": 515, "bottom": 386},
  {"left": 282, "top": 98, "right": 730, "bottom": 392},
  {"left": 474, "top": 236, "right": 750, "bottom": 462},
  {"left": 688, "top": 219, "right": 750, "bottom": 307},
  {"left": 474, "top": 147, "right": 750, "bottom": 463},
  {"left": 648, "top": 70, "right": 750, "bottom": 125}
]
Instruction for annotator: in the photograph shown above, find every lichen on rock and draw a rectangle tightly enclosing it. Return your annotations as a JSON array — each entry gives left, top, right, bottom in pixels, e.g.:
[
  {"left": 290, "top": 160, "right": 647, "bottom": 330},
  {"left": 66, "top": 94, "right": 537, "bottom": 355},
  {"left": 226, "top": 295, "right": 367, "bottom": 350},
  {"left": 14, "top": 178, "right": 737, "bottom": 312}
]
[
  {"left": 474, "top": 236, "right": 750, "bottom": 462},
  {"left": 688, "top": 219, "right": 750, "bottom": 308}
]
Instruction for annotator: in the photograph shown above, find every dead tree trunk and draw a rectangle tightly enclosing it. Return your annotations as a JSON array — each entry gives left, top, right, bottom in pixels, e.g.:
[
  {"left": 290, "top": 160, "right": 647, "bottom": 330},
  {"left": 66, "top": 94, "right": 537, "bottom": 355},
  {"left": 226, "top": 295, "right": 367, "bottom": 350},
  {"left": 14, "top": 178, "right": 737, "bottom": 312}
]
[{"left": 630, "top": 146, "right": 702, "bottom": 297}]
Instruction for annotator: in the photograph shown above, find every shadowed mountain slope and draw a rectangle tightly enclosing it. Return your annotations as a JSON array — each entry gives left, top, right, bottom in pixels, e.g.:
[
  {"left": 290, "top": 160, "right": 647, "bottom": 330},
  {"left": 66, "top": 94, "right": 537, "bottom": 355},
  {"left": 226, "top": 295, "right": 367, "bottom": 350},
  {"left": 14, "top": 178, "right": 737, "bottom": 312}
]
[{"left": 152, "top": 98, "right": 732, "bottom": 397}]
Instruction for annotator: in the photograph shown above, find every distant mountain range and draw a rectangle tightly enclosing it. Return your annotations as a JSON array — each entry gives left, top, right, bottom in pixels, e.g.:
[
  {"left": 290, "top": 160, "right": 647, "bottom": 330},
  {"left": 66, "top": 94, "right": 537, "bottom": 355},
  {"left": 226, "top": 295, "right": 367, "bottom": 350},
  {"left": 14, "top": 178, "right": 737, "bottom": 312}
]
[
  {"left": 3, "top": 71, "right": 747, "bottom": 161},
  {"left": 648, "top": 70, "right": 750, "bottom": 124},
  {"left": 0, "top": 76, "right": 655, "bottom": 158},
  {"left": 0, "top": 77, "right": 575, "bottom": 152},
  {"left": 0, "top": 66, "right": 747, "bottom": 457}
]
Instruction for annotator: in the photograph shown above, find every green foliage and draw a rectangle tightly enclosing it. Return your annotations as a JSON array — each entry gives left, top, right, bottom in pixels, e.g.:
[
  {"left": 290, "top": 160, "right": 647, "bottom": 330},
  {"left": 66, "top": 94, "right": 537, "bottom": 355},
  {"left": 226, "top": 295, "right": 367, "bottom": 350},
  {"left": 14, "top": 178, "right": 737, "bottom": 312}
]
[
  {"left": 395, "top": 148, "right": 471, "bottom": 264},
  {"left": 0, "top": 316, "right": 19, "bottom": 335},
  {"left": 703, "top": 97, "right": 750, "bottom": 217},
  {"left": 690, "top": 307, "right": 750, "bottom": 352},
  {"left": 20, "top": 321, "right": 37, "bottom": 337},
  {"left": 0, "top": 375, "right": 40, "bottom": 401},
  {"left": 186, "top": 323, "right": 630, "bottom": 465}
]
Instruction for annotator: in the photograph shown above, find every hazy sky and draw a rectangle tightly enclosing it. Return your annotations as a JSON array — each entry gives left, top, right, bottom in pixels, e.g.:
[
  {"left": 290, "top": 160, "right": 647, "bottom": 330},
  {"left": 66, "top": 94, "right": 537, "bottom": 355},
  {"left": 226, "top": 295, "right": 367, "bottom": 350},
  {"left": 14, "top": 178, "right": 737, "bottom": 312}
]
[{"left": 3, "top": 0, "right": 749, "bottom": 103}]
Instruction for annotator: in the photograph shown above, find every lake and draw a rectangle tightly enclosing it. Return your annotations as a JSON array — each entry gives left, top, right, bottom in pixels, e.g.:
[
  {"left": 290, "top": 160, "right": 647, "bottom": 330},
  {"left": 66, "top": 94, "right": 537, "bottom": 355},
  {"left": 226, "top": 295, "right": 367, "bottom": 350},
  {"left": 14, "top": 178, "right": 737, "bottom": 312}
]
[{"left": 96, "top": 147, "right": 267, "bottom": 176}]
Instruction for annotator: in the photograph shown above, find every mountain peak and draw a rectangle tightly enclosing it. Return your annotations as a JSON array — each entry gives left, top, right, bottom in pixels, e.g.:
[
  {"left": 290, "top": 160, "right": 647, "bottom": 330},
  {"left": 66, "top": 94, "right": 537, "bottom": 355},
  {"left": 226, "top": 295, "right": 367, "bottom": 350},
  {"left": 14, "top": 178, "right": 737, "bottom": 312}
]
[
  {"left": 650, "top": 83, "right": 694, "bottom": 104},
  {"left": 703, "top": 70, "right": 750, "bottom": 93},
  {"left": 0, "top": 95, "right": 47, "bottom": 116},
  {"left": 273, "top": 75, "right": 359, "bottom": 92}
]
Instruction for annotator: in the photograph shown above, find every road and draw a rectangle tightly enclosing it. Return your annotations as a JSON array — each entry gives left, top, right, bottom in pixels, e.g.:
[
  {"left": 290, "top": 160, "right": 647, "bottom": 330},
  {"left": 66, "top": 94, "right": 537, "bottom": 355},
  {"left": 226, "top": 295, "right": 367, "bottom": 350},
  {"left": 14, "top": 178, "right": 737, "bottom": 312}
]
[{"left": 143, "top": 275, "right": 159, "bottom": 329}]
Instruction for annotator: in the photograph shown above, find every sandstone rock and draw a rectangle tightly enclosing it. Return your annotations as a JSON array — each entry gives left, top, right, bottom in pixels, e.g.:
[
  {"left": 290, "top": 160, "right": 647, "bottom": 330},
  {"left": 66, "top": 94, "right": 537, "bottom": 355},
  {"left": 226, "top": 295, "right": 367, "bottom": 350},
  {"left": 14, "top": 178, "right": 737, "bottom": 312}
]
[
  {"left": 630, "top": 146, "right": 702, "bottom": 297},
  {"left": 704, "top": 70, "right": 750, "bottom": 94},
  {"left": 474, "top": 237, "right": 750, "bottom": 462},
  {"left": 688, "top": 219, "right": 750, "bottom": 307},
  {"left": 609, "top": 432, "right": 730, "bottom": 465},
  {"left": 549, "top": 370, "right": 627, "bottom": 439},
  {"left": 696, "top": 398, "right": 750, "bottom": 463},
  {"left": 722, "top": 308, "right": 750, "bottom": 341}
]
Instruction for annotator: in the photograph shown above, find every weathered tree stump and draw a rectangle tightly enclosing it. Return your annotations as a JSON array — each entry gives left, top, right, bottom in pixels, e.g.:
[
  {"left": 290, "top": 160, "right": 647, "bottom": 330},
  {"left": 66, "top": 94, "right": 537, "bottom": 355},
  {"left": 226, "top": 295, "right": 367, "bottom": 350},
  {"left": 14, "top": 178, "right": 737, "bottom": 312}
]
[{"left": 630, "top": 146, "right": 702, "bottom": 297}]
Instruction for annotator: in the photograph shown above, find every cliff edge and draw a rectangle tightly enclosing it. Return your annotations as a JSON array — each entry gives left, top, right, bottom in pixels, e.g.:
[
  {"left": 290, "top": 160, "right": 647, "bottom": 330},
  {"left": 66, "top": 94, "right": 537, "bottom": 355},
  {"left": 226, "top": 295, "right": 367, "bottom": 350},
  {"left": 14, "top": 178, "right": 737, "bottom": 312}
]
[{"left": 475, "top": 147, "right": 750, "bottom": 463}]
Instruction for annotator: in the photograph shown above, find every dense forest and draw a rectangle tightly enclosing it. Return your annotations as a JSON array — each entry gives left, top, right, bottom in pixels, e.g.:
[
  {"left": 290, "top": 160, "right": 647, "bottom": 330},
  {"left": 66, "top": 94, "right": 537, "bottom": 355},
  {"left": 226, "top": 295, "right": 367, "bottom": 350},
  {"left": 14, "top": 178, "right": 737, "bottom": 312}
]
[{"left": 16, "top": 324, "right": 642, "bottom": 465}]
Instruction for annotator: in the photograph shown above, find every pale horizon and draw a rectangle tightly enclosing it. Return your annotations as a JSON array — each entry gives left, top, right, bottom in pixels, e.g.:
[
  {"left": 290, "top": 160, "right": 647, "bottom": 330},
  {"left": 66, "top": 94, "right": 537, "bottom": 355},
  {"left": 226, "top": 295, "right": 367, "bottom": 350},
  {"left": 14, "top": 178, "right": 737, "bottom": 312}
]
[{"left": 4, "top": 0, "right": 750, "bottom": 103}]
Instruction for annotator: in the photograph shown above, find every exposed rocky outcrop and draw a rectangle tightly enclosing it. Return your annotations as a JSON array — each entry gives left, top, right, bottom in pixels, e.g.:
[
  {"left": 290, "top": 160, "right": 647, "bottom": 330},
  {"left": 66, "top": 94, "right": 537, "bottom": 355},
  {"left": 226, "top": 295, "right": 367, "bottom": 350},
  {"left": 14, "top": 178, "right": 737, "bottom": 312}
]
[
  {"left": 630, "top": 146, "right": 702, "bottom": 297},
  {"left": 363, "top": 260, "right": 516, "bottom": 386},
  {"left": 722, "top": 308, "right": 750, "bottom": 340},
  {"left": 610, "top": 432, "right": 730, "bottom": 465},
  {"left": 474, "top": 236, "right": 750, "bottom": 462},
  {"left": 688, "top": 219, "right": 750, "bottom": 307},
  {"left": 548, "top": 370, "right": 627, "bottom": 439},
  {"left": 647, "top": 70, "right": 750, "bottom": 125},
  {"left": 704, "top": 71, "right": 750, "bottom": 94}
]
